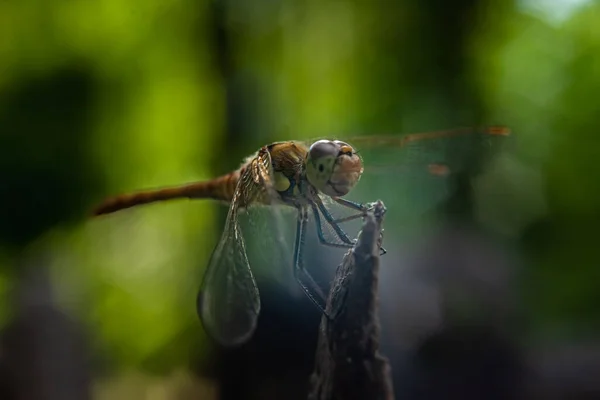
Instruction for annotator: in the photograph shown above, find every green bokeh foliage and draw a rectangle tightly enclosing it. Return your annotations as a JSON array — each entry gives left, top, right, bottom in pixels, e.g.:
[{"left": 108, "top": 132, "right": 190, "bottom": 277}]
[{"left": 0, "top": 0, "right": 598, "bottom": 382}]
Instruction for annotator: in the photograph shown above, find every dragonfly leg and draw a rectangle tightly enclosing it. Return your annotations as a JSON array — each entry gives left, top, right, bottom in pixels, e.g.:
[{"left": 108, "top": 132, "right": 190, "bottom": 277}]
[
  {"left": 315, "top": 198, "right": 387, "bottom": 255},
  {"left": 293, "top": 206, "right": 331, "bottom": 319},
  {"left": 330, "top": 197, "right": 388, "bottom": 256},
  {"left": 331, "top": 197, "right": 368, "bottom": 212},
  {"left": 311, "top": 203, "right": 354, "bottom": 249},
  {"left": 331, "top": 212, "right": 365, "bottom": 224},
  {"left": 314, "top": 198, "right": 355, "bottom": 245},
  {"left": 330, "top": 197, "right": 377, "bottom": 224}
]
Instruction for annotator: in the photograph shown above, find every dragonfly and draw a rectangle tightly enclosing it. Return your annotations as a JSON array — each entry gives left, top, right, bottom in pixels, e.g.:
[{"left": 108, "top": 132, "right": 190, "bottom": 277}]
[{"left": 93, "top": 126, "right": 511, "bottom": 346}]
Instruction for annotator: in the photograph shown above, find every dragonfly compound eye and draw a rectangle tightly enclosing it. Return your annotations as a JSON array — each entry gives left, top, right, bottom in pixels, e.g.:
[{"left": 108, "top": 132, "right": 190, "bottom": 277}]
[{"left": 306, "top": 140, "right": 364, "bottom": 197}]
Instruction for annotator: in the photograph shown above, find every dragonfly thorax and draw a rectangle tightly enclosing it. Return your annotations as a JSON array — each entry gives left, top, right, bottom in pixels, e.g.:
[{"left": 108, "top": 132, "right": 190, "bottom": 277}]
[{"left": 272, "top": 171, "right": 318, "bottom": 207}]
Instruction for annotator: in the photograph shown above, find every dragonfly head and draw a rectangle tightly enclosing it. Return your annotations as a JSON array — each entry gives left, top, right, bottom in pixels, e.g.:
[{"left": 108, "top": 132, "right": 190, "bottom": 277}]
[{"left": 305, "top": 140, "right": 364, "bottom": 196}]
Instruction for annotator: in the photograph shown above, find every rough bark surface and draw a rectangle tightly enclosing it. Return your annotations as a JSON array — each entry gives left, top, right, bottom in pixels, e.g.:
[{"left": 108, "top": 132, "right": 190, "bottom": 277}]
[{"left": 308, "top": 201, "right": 394, "bottom": 400}]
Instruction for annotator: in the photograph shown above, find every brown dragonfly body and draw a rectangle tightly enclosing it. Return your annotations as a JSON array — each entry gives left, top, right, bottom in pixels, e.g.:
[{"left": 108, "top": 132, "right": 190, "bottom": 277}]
[{"left": 93, "top": 141, "right": 319, "bottom": 216}]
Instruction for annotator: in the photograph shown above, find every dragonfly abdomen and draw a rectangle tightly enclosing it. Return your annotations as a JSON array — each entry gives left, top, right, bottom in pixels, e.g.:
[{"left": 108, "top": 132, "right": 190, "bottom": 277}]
[{"left": 93, "top": 170, "right": 241, "bottom": 216}]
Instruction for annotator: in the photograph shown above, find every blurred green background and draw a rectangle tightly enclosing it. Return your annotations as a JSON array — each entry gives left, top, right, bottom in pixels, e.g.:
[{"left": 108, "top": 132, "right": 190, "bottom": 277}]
[{"left": 1, "top": 0, "right": 599, "bottom": 399}]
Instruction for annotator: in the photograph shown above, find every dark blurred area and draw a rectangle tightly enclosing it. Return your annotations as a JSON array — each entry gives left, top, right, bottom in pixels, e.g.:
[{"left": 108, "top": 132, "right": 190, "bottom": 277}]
[{"left": 1, "top": 0, "right": 599, "bottom": 399}]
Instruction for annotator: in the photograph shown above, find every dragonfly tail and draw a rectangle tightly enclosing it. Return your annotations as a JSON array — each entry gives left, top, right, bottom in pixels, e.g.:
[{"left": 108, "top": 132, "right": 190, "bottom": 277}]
[{"left": 92, "top": 172, "right": 240, "bottom": 216}]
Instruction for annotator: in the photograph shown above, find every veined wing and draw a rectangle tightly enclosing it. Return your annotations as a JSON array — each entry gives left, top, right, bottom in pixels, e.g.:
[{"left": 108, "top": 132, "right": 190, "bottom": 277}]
[
  {"left": 197, "top": 148, "right": 279, "bottom": 346},
  {"left": 326, "top": 126, "right": 513, "bottom": 223},
  {"left": 343, "top": 126, "right": 511, "bottom": 173}
]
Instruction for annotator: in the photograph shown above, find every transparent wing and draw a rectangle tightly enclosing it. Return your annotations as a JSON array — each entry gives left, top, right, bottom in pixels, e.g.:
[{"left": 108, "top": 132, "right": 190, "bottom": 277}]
[
  {"left": 296, "top": 126, "right": 514, "bottom": 257},
  {"left": 339, "top": 126, "right": 514, "bottom": 223},
  {"left": 197, "top": 149, "right": 279, "bottom": 346},
  {"left": 346, "top": 126, "right": 512, "bottom": 174}
]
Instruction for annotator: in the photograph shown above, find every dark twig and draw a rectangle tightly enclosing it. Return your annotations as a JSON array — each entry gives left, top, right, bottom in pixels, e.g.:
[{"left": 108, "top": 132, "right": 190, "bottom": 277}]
[{"left": 308, "top": 200, "right": 394, "bottom": 400}]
